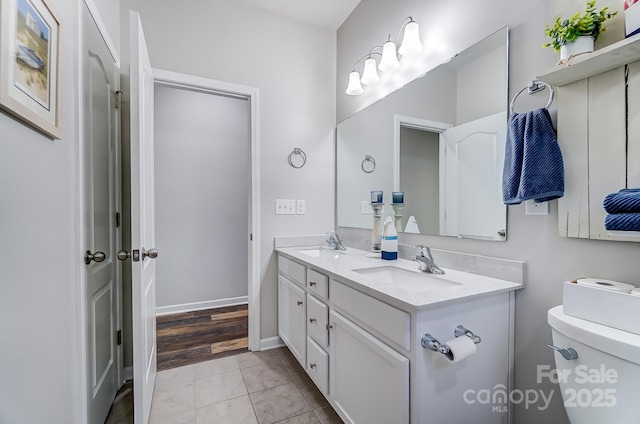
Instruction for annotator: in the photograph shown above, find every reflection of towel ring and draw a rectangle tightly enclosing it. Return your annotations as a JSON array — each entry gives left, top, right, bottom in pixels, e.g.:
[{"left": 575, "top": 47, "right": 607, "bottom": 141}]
[
  {"left": 288, "top": 148, "right": 307, "bottom": 169},
  {"left": 362, "top": 155, "right": 376, "bottom": 173},
  {"left": 510, "top": 80, "right": 554, "bottom": 115}
]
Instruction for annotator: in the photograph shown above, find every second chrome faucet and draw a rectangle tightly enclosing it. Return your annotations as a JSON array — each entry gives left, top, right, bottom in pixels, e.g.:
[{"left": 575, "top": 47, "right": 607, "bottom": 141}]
[{"left": 410, "top": 245, "right": 445, "bottom": 274}]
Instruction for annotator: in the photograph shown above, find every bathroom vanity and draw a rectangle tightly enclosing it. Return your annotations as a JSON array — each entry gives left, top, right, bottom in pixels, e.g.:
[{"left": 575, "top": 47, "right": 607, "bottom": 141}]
[{"left": 276, "top": 244, "right": 524, "bottom": 424}]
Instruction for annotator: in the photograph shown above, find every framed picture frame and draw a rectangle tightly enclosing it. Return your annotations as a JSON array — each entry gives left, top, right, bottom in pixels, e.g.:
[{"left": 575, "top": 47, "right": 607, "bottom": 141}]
[{"left": 0, "top": 0, "right": 61, "bottom": 139}]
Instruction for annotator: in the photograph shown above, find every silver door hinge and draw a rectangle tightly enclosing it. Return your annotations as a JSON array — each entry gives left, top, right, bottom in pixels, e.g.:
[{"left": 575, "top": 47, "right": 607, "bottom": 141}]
[
  {"left": 115, "top": 90, "right": 123, "bottom": 109},
  {"left": 117, "top": 330, "right": 122, "bottom": 345},
  {"left": 116, "top": 212, "right": 120, "bottom": 228}
]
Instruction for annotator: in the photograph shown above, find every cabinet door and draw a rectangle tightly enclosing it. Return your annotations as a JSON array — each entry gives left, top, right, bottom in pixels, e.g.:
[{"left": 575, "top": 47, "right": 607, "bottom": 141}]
[
  {"left": 278, "top": 275, "right": 306, "bottom": 367},
  {"left": 329, "top": 311, "right": 409, "bottom": 424}
]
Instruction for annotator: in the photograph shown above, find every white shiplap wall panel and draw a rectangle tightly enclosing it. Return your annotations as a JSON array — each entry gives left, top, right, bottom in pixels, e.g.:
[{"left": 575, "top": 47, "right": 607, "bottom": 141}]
[
  {"left": 557, "top": 80, "right": 590, "bottom": 238},
  {"left": 588, "top": 67, "right": 627, "bottom": 240},
  {"left": 628, "top": 61, "right": 640, "bottom": 188}
]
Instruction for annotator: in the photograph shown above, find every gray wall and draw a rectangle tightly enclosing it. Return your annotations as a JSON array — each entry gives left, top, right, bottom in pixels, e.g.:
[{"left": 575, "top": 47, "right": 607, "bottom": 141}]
[
  {"left": 337, "top": 0, "right": 635, "bottom": 423},
  {"left": 154, "top": 85, "right": 250, "bottom": 309},
  {"left": 0, "top": 0, "right": 85, "bottom": 422},
  {"left": 399, "top": 127, "right": 439, "bottom": 234}
]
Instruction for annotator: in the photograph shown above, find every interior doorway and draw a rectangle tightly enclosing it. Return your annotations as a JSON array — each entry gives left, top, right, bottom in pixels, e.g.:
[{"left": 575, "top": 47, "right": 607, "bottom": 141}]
[{"left": 152, "top": 69, "right": 260, "bottom": 353}]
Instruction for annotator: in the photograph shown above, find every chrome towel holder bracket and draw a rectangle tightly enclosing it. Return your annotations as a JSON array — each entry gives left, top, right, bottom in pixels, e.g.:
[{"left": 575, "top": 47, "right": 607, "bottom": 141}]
[
  {"left": 421, "top": 325, "right": 482, "bottom": 356},
  {"left": 288, "top": 147, "right": 307, "bottom": 169},
  {"left": 510, "top": 80, "right": 554, "bottom": 115},
  {"left": 362, "top": 154, "right": 376, "bottom": 173}
]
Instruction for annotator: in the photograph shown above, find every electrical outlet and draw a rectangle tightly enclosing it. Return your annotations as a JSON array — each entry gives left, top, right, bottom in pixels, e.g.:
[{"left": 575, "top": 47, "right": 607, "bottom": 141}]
[
  {"left": 296, "top": 200, "right": 306, "bottom": 215},
  {"left": 361, "top": 201, "right": 372, "bottom": 214},
  {"left": 525, "top": 200, "right": 549, "bottom": 215},
  {"left": 275, "top": 199, "right": 296, "bottom": 215}
]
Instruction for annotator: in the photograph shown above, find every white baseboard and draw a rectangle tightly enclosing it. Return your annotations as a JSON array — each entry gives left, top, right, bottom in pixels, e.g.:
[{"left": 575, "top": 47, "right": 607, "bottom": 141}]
[
  {"left": 156, "top": 296, "right": 248, "bottom": 316},
  {"left": 258, "top": 336, "right": 284, "bottom": 351}
]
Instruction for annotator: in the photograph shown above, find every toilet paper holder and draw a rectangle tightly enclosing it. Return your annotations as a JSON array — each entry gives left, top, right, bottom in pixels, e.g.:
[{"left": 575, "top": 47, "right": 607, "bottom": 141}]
[{"left": 421, "top": 325, "right": 482, "bottom": 354}]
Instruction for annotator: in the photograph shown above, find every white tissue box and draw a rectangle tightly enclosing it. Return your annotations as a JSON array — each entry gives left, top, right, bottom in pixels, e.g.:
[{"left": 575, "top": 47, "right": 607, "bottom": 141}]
[
  {"left": 563, "top": 280, "right": 640, "bottom": 335},
  {"left": 626, "top": 0, "right": 640, "bottom": 37}
]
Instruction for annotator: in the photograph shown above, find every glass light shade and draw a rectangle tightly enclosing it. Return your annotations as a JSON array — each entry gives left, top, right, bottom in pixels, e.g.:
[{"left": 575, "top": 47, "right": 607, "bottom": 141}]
[
  {"left": 398, "top": 21, "right": 423, "bottom": 56},
  {"left": 346, "top": 71, "right": 364, "bottom": 95},
  {"left": 378, "top": 40, "right": 400, "bottom": 72},
  {"left": 361, "top": 58, "right": 380, "bottom": 85}
]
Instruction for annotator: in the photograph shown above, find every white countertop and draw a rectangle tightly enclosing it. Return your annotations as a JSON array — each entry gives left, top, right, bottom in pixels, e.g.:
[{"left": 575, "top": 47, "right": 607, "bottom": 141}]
[{"left": 276, "top": 245, "right": 524, "bottom": 311}]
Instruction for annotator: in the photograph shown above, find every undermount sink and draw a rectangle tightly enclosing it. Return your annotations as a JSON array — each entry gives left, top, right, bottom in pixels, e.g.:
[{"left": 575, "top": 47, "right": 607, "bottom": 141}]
[
  {"left": 298, "top": 246, "right": 346, "bottom": 257},
  {"left": 353, "top": 265, "right": 460, "bottom": 290}
]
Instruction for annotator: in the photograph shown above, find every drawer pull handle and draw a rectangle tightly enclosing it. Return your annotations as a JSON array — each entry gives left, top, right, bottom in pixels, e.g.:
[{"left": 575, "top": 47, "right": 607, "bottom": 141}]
[
  {"left": 309, "top": 318, "right": 316, "bottom": 323},
  {"left": 297, "top": 301, "right": 303, "bottom": 306},
  {"left": 326, "top": 324, "right": 333, "bottom": 330},
  {"left": 310, "top": 363, "right": 316, "bottom": 369},
  {"left": 309, "top": 281, "right": 316, "bottom": 286}
]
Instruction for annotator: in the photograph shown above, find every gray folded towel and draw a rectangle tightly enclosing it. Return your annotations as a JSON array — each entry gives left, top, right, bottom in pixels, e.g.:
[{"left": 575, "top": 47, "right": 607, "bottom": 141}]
[{"left": 502, "top": 108, "right": 564, "bottom": 205}]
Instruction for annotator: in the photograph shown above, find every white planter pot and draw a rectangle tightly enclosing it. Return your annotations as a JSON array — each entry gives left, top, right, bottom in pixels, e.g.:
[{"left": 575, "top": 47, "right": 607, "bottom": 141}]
[{"left": 560, "top": 36, "right": 595, "bottom": 60}]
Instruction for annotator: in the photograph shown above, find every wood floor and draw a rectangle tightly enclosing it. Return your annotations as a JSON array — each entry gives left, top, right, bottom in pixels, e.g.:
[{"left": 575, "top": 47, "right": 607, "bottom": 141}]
[{"left": 156, "top": 304, "right": 249, "bottom": 371}]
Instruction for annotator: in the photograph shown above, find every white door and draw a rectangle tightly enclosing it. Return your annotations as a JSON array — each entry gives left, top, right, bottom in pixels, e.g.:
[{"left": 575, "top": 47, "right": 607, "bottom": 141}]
[
  {"left": 441, "top": 111, "right": 507, "bottom": 240},
  {"left": 129, "top": 11, "right": 157, "bottom": 424},
  {"left": 82, "top": 4, "right": 120, "bottom": 424}
]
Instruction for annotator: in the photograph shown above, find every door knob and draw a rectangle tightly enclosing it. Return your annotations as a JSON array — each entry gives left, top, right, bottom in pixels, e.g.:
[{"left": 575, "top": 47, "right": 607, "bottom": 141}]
[
  {"left": 142, "top": 248, "right": 158, "bottom": 260},
  {"left": 84, "top": 250, "right": 106, "bottom": 265},
  {"left": 117, "top": 250, "right": 131, "bottom": 261}
]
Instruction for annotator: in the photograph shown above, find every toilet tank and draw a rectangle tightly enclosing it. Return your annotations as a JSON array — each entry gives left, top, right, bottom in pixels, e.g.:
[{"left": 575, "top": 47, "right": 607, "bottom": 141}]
[{"left": 548, "top": 305, "right": 640, "bottom": 423}]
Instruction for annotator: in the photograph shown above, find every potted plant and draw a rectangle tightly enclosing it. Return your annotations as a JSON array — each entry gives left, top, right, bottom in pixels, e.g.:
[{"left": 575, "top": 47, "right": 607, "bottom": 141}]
[{"left": 544, "top": 1, "right": 618, "bottom": 60}]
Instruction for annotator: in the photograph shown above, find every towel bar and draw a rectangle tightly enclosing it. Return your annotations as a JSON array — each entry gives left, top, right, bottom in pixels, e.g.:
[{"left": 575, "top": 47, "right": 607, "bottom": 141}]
[{"left": 510, "top": 80, "right": 554, "bottom": 115}]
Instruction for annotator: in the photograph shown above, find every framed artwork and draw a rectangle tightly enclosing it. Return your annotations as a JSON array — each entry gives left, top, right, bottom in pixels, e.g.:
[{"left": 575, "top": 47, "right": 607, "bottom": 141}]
[{"left": 0, "top": 0, "right": 61, "bottom": 139}]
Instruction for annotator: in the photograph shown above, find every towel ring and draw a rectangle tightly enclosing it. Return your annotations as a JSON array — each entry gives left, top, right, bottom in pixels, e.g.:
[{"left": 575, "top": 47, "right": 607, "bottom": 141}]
[
  {"left": 362, "top": 155, "right": 376, "bottom": 173},
  {"left": 510, "top": 80, "right": 554, "bottom": 115},
  {"left": 288, "top": 148, "right": 307, "bottom": 169}
]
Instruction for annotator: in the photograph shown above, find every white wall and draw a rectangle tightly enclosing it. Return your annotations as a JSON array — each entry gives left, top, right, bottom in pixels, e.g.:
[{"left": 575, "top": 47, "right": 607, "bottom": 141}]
[
  {"left": 0, "top": 0, "right": 82, "bottom": 422},
  {"left": 338, "top": 1, "right": 638, "bottom": 423},
  {"left": 154, "top": 84, "right": 250, "bottom": 308},
  {"left": 120, "top": 0, "right": 336, "bottom": 342}
]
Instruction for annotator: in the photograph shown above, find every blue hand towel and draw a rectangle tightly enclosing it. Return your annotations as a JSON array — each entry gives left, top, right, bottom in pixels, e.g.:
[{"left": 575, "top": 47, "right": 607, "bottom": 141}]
[
  {"left": 502, "top": 108, "right": 564, "bottom": 205},
  {"left": 603, "top": 188, "right": 640, "bottom": 214},
  {"left": 604, "top": 213, "right": 640, "bottom": 231}
]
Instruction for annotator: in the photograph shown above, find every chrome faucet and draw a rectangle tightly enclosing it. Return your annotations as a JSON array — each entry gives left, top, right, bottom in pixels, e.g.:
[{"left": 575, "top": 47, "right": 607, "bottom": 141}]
[
  {"left": 410, "top": 245, "right": 445, "bottom": 274},
  {"left": 327, "top": 231, "right": 346, "bottom": 251}
]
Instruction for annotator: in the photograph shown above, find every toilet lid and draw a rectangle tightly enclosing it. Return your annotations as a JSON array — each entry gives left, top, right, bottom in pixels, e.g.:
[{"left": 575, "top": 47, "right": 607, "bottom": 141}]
[{"left": 548, "top": 305, "right": 640, "bottom": 365}]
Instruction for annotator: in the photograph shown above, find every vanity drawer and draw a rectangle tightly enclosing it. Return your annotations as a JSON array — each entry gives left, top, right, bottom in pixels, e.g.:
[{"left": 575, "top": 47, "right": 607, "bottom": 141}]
[
  {"left": 307, "top": 268, "right": 329, "bottom": 299},
  {"left": 331, "top": 280, "right": 411, "bottom": 350},
  {"left": 307, "top": 294, "right": 329, "bottom": 347},
  {"left": 278, "top": 255, "right": 306, "bottom": 287},
  {"left": 307, "top": 337, "right": 329, "bottom": 395}
]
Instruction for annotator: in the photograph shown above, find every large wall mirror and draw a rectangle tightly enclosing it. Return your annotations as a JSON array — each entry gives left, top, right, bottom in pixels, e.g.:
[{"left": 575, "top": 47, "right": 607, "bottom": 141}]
[{"left": 337, "top": 27, "right": 509, "bottom": 241}]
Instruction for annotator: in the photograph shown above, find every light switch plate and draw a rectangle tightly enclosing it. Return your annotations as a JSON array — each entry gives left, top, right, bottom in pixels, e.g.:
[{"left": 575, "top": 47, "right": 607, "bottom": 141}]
[
  {"left": 296, "top": 200, "right": 306, "bottom": 215},
  {"left": 276, "top": 199, "right": 296, "bottom": 215},
  {"left": 361, "top": 201, "right": 372, "bottom": 214},
  {"left": 525, "top": 200, "right": 549, "bottom": 215}
]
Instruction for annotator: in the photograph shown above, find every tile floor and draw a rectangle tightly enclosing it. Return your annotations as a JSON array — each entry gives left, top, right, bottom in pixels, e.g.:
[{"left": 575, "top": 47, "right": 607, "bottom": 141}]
[{"left": 149, "top": 347, "right": 344, "bottom": 424}]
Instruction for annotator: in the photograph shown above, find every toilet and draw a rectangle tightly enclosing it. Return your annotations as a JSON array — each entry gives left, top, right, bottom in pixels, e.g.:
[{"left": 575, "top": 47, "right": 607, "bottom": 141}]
[{"left": 548, "top": 305, "right": 640, "bottom": 423}]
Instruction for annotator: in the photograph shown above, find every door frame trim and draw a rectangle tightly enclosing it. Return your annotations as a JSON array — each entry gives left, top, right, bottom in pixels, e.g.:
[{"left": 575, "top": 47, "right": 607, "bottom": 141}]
[
  {"left": 152, "top": 68, "right": 261, "bottom": 352},
  {"left": 75, "top": 1, "right": 123, "bottom": 423}
]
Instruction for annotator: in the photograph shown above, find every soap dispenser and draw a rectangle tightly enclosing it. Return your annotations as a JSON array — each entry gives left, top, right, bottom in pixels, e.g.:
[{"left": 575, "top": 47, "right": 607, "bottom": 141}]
[{"left": 381, "top": 217, "right": 398, "bottom": 260}]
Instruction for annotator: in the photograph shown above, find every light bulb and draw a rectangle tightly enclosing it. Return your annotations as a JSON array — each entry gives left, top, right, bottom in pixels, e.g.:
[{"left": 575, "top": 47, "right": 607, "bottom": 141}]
[
  {"left": 361, "top": 57, "right": 380, "bottom": 85},
  {"left": 345, "top": 71, "right": 364, "bottom": 95},
  {"left": 379, "top": 40, "right": 400, "bottom": 72},
  {"left": 398, "top": 21, "right": 423, "bottom": 56}
]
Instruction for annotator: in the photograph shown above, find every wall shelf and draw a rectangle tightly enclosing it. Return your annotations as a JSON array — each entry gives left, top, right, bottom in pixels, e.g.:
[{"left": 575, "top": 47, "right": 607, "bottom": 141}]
[{"left": 537, "top": 34, "right": 640, "bottom": 86}]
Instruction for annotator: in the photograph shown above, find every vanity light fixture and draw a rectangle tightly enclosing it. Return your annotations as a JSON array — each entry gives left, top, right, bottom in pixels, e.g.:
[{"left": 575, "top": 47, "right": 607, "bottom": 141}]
[{"left": 345, "top": 16, "right": 423, "bottom": 96}]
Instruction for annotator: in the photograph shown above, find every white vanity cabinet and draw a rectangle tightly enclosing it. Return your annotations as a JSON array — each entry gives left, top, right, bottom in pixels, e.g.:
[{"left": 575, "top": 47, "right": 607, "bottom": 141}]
[
  {"left": 278, "top": 256, "right": 307, "bottom": 367},
  {"left": 276, "top": 250, "right": 519, "bottom": 424}
]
